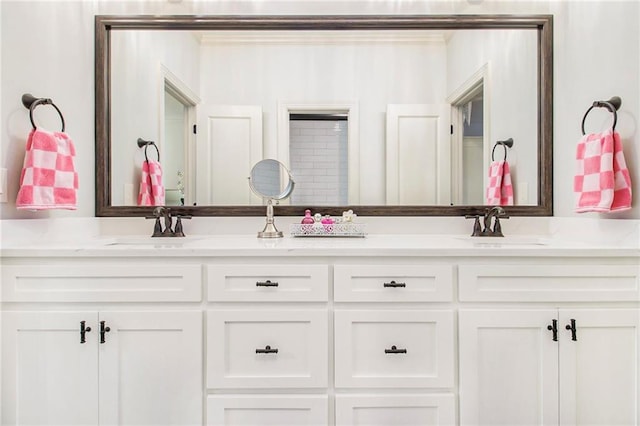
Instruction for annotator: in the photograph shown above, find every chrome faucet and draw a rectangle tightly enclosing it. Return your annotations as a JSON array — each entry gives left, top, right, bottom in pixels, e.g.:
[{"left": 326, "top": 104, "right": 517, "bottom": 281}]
[
  {"left": 146, "top": 206, "right": 191, "bottom": 237},
  {"left": 466, "top": 206, "right": 509, "bottom": 237}
]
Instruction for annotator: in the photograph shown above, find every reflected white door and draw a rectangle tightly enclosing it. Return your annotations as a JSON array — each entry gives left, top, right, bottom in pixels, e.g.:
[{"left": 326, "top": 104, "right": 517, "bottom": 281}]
[
  {"left": 386, "top": 104, "right": 450, "bottom": 205},
  {"left": 559, "top": 309, "right": 640, "bottom": 426},
  {"left": 198, "top": 105, "right": 263, "bottom": 205},
  {"left": 1, "top": 311, "right": 99, "bottom": 425}
]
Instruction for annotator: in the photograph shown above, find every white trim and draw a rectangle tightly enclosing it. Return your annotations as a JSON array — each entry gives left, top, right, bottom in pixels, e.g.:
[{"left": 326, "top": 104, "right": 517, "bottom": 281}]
[
  {"left": 277, "top": 102, "right": 360, "bottom": 205},
  {"left": 158, "top": 64, "right": 201, "bottom": 205},
  {"left": 447, "top": 62, "right": 490, "bottom": 205}
]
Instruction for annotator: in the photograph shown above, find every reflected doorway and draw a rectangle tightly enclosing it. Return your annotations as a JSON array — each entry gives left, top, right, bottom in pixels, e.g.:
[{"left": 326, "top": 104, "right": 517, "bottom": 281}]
[
  {"left": 461, "top": 96, "right": 484, "bottom": 205},
  {"left": 289, "top": 113, "right": 349, "bottom": 206},
  {"left": 448, "top": 64, "right": 490, "bottom": 205}
]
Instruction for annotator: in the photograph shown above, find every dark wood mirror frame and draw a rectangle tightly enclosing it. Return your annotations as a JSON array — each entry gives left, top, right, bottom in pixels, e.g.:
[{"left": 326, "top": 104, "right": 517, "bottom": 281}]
[{"left": 95, "top": 14, "right": 553, "bottom": 217}]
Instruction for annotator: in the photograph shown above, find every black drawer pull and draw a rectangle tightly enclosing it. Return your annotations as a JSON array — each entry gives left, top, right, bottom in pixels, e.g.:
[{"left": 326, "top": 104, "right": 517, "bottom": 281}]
[
  {"left": 385, "top": 345, "right": 407, "bottom": 354},
  {"left": 100, "top": 321, "right": 111, "bottom": 344},
  {"left": 256, "top": 280, "right": 279, "bottom": 287},
  {"left": 383, "top": 280, "right": 406, "bottom": 288},
  {"left": 256, "top": 345, "right": 279, "bottom": 354},
  {"left": 80, "top": 321, "right": 91, "bottom": 344}
]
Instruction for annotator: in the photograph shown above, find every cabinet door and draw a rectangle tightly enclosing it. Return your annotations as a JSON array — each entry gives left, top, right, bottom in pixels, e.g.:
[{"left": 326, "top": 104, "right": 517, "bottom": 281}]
[
  {"left": 459, "top": 309, "right": 559, "bottom": 426},
  {"left": 98, "top": 311, "right": 202, "bottom": 426},
  {"left": 559, "top": 309, "right": 640, "bottom": 426},
  {"left": 1, "top": 311, "right": 99, "bottom": 425},
  {"left": 335, "top": 394, "right": 455, "bottom": 426},
  {"left": 207, "top": 395, "right": 328, "bottom": 426}
]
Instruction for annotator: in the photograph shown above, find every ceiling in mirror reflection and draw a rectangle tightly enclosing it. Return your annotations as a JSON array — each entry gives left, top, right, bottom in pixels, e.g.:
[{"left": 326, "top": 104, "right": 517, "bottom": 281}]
[{"left": 110, "top": 27, "right": 538, "bottom": 208}]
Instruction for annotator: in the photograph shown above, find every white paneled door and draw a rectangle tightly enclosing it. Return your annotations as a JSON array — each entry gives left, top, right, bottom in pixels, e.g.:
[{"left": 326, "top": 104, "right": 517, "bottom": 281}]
[
  {"left": 198, "top": 105, "right": 263, "bottom": 205},
  {"left": 386, "top": 104, "right": 451, "bottom": 205}
]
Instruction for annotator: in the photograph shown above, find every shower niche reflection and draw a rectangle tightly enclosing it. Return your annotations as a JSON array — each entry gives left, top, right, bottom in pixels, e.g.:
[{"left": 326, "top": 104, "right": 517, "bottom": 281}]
[{"left": 289, "top": 113, "right": 349, "bottom": 206}]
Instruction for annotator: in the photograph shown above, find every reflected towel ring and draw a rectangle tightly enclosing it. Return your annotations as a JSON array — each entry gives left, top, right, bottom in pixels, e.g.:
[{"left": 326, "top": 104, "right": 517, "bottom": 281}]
[
  {"left": 491, "top": 138, "right": 514, "bottom": 161},
  {"left": 21, "top": 93, "right": 65, "bottom": 132},
  {"left": 581, "top": 96, "right": 621, "bottom": 135},
  {"left": 137, "top": 138, "right": 160, "bottom": 162}
]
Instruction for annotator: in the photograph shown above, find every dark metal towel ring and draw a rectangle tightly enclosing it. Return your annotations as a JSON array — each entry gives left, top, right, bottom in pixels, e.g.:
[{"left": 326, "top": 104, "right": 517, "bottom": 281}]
[
  {"left": 581, "top": 96, "right": 622, "bottom": 135},
  {"left": 491, "top": 138, "right": 514, "bottom": 161},
  {"left": 21, "top": 93, "right": 66, "bottom": 132},
  {"left": 137, "top": 138, "right": 160, "bottom": 162}
]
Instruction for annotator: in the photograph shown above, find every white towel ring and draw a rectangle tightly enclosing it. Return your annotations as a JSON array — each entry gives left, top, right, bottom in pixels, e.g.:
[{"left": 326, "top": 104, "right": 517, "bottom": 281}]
[{"left": 581, "top": 96, "right": 621, "bottom": 135}]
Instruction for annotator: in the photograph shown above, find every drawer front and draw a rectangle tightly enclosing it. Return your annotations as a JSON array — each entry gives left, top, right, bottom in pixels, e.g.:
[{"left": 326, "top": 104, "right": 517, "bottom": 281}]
[
  {"left": 207, "top": 310, "right": 328, "bottom": 388},
  {"left": 335, "top": 394, "right": 456, "bottom": 426},
  {"left": 1, "top": 264, "right": 202, "bottom": 302},
  {"left": 334, "top": 265, "right": 453, "bottom": 302},
  {"left": 207, "top": 265, "right": 328, "bottom": 302},
  {"left": 207, "top": 395, "right": 328, "bottom": 426},
  {"left": 334, "top": 310, "right": 454, "bottom": 388},
  {"left": 459, "top": 264, "right": 640, "bottom": 302}
]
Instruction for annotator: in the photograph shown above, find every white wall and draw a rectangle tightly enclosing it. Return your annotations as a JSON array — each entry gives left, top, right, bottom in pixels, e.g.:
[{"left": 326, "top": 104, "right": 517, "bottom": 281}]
[{"left": 1, "top": 0, "right": 639, "bottom": 219}]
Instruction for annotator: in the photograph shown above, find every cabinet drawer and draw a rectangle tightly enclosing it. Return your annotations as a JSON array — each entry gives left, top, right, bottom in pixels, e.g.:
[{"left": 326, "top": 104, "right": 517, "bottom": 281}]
[
  {"left": 335, "top": 394, "right": 455, "bottom": 426},
  {"left": 207, "top": 395, "right": 328, "bottom": 426},
  {"left": 207, "top": 310, "right": 328, "bottom": 388},
  {"left": 1, "top": 264, "right": 202, "bottom": 302},
  {"left": 334, "top": 310, "right": 454, "bottom": 388},
  {"left": 334, "top": 265, "right": 453, "bottom": 302},
  {"left": 207, "top": 265, "right": 328, "bottom": 302},
  {"left": 459, "top": 264, "right": 640, "bottom": 302}
]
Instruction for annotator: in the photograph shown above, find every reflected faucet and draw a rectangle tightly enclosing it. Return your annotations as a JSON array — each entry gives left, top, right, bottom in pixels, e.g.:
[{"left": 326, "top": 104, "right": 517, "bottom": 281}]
[
  {"left": 466, "top": 206, "right": 509, "bottom": 237},
  {"left": 146, "top": 206, "right": 191, "bottom": 237}
]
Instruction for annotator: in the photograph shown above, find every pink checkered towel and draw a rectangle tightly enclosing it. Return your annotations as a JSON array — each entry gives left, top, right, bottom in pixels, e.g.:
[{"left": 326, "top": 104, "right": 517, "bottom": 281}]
[
  {"left": 574, "top": 129, "right": 632, "bottom": 213},
  {"left": 137, "top": 160, "right": 165, "bottom": 206},
  {"left": 16, "top": 129, "right": 78, "bottom": 210},
  {"left": 486, "top": 160, "right": 514, "bottom": 206}
]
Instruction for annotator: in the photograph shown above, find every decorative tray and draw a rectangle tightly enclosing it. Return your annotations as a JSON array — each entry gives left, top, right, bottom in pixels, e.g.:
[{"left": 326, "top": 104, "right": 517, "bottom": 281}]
[{"left": 289, "top": 223, "right": 366, "bottom": 237}]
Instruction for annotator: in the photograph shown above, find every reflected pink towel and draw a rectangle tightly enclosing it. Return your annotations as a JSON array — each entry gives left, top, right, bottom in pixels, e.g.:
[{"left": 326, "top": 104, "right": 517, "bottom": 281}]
[
  {"left": 574, "top": 129, "right": 632, "bottom": 213},
  {"left": 16, "top": 129, "right": 78, "bottom": 210},
  {"left": 138, "top": 160, "right": 165, "bottom": 206},
  {"left": 486, "top": 160, "right": 514, "bottom": 206}
]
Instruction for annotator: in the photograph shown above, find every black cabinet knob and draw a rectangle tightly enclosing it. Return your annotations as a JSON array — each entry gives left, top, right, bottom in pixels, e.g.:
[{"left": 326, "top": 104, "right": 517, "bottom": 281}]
[
  {"left": 385, "top": 345, "right": 407, "bottom": 354},
  {"left": 80, "top": 321, "right": 92, "bottom": 344},
  {"left": 383, "top": 280, "right": 406, "bottom": 288},
  {"left": 565, "top": 319, "right": 577, "bottom": 341},
  {"left": 256, "top": 345, "right": 279, "bottom": 354}
]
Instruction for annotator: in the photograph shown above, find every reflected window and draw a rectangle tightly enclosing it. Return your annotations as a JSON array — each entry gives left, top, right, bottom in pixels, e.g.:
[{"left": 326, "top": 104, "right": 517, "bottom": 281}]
[{"left": 289, "top": 113, "right": 348, "bottom": 206}]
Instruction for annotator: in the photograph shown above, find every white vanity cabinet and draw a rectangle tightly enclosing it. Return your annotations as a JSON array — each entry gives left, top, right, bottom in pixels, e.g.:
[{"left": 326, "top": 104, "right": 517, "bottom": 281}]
[
  {"left": 1, "top": 262, "right": 203, "bottom": 426},
  {"left": 458, "top": 264, "right": 640, "bottom": 426},
  {"left": 1, "top": 237, "right": 638, "bottom": 426}
]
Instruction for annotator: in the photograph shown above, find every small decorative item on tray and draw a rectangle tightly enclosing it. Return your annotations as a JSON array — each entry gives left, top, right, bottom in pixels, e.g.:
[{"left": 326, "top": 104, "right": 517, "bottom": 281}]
[{"left": 290, "top": 209, "right": 366, "bottom": 237}]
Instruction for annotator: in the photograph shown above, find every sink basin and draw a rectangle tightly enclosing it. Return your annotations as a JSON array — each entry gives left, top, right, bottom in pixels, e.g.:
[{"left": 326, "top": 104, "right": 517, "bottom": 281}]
[
  {"left": 456, "top": 235, "right": 550, "bottom": 246},
  {"left": 105, "top": 236, "right": 205, "bottom": 246}
]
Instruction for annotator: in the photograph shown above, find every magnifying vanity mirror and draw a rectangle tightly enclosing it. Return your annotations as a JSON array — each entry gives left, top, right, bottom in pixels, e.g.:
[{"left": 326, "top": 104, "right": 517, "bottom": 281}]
[
  {"left": 95, "top": 14, "right": 553, "bottom": 217},
  {"left": 248, "top": 159, "right": 295, "bottom": 238}
]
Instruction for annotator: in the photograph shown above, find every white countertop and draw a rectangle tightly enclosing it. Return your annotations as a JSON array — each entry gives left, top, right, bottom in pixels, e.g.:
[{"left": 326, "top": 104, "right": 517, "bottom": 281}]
[
  {"left": 1, "top": 233, "right": 638, "bottom": 258},
  {"left": 1, "top": 217, "right": 638, "bottom": 258}
]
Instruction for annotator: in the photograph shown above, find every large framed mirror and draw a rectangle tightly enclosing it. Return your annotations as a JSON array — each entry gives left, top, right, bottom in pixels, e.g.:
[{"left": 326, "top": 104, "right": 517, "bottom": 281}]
[{"left": 96, "top": 14, "right": 552, "bottom": 217}]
